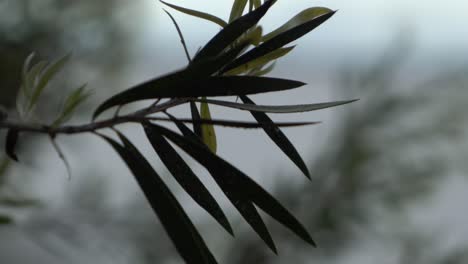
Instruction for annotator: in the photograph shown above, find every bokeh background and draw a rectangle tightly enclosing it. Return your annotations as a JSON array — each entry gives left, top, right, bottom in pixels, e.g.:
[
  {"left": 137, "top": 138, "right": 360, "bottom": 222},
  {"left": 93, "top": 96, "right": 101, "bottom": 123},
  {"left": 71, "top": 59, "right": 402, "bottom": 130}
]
[{"left": 1, "top": 0, "right": 468, "bottom": 263}]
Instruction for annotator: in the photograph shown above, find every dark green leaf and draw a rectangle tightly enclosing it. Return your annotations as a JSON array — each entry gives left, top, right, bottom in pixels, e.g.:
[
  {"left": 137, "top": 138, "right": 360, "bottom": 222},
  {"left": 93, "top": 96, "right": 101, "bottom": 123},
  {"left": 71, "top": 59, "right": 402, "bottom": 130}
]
[
  {"left": 200, "top": 100, "right": 217, "bottom": 153},
  {"left": 193, "top": 0, "right": 275, "bottom": 62},
  {"left": 94, "top": 75, "right": 304, "bottom": 118},
  {"left": 170, "top": 116, "right": 315, "bottom": 246},
  {"left": 240, "top": 176, "right": 316, "bottom": 246},
  {"left": 144, "top": 129, "right": 232, "bottom": 234},
  {"left": 240, "top": 95, "right": 310, "bottom": 178},
  {"left": 93, "top": 42, "right": 250, "bottom": 119},
  {"left": 154, "top": 116, "right": 319, "bottom": 129},
  {"left": 224, "top": 46, "right": 294, "bottom": 75},
  {"left": 143, "top": 123, "right": 277, "bottom": 253},
  {"left": 222, "top": 11, "right": 335, "bottom": 73},
  {"left": 5, "top": 129, "right": 19, "bottom": 162},
  {"left": 190, "top": 101, "right": 203, "bottom": 138},
  {"left": 160, "top": 1, "right": 228, "bottom": 27},
  {"left": 100, "top": 133, "right": 218, "bottom": 264},
  {"left": 145, "top": 122, "right": 316, "bottom": 251},
  {"left": 195, "top": 98, "right": 357, "bottom": 113}
]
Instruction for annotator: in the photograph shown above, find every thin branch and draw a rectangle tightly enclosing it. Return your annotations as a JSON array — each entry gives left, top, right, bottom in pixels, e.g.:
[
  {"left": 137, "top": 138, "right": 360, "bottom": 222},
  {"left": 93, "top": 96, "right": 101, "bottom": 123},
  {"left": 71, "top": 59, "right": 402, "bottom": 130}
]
[{"left": 164, "top": 9, "right": 192, "bottom": 63}]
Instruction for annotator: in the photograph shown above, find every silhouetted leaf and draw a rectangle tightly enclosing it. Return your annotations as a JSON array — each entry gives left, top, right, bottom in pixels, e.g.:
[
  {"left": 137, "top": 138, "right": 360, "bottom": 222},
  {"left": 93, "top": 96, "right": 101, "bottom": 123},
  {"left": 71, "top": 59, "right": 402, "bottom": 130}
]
[
  {"left": 222, "top": 11, "right": 335, "bottom": 73},
  {"left": 155, "top": 116, "right": 319, "bottom": 129},
  {"left": 240, "top": 176, "right": 316, "bottom": 246},
  {"left": 200, "top": 100, "right": 217, "bottom": 153},
  {"left": 5, "top": 129, "right": 19, "bottom": 162},
  {"left": 224, "top": 46, "right": 294, "bottom": 75},
  {"left": 193, "top": 0, "right": 275, "bottom": 62},
  {"left": 101, "top": 133, "right": 218, "bottom": 264},
  {"left": 145, "top": 122, "right": 316, "bottom": 252},
  {"left": 190, "top": 101, "right": 203, "bottom": 138},
  {"left": 195, "top": 98, "right": 358, "bottom": 113},
  {"left": 240, "top": 95, "right": 310, "bottom": 178},
  {"left": 261, "top": 7, "right": 332, "bottom": 42},
  {"left": 94, "top": 76, "right": 304, "bottom": 118},
  {"left": 143, "top": 122, "right": 277, "bottom": 253},
  {"left": 145, "top": 129, "right": 232, "bottom": 234},
  {"left": 160, "top": 1, "right": 227, "bottom": 27},
  {"left": 93, "top": 42, "right": 250, "bottom": 119}
]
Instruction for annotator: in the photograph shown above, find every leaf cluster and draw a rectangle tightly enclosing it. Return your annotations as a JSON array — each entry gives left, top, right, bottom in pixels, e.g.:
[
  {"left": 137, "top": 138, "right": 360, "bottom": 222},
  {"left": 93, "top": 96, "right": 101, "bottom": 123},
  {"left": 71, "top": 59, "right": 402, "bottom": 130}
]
[{"left": 1, "top": 1, "right": 355, "bottom": 263}]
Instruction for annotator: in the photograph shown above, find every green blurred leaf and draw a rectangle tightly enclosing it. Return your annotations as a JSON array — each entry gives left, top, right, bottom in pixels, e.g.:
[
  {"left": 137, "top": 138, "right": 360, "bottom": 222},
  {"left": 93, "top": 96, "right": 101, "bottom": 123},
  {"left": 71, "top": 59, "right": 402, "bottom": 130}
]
[
  {"left": 94, "top": 75, "right": 304, "bottom": 118},
  {"left": 24, "top": 61, "right": 48, "bottom": 98},
  {"left": 144, "top": 127, "right": 232, "bottom": 234},
  {"left": 29, "top": 53, "right": 71, "bottom": 110},
  {"left": 262, "top": 7, "right": 332, "bottom": 42},
  {"left": 229, "top": 0, "right": 248, "bottom": 23},
  {"left": 224, "top": 46, "right": 294, "bottom": 75},
  {"left": 240, "top": 95, "right": 310, "bottom": 178},
  {"left": 0, "top": 215, "right": 13, "bottom": 225},
  {"left": 222, "top": 11, "right": 335, "bottom": 73},
  {"left": 143, "top": 122, "right": 277, "bottom": 253},
  {"left": 53, "top": 83, "right": 90, "bottom": 126},
  {"left": 5, "top": 129, "right": 19, "bottom": 162},
  {"left": 160, "top": 1, "right": 227, "bottom": 27},
  {"left": 21, "top": 52, "right": 35, "bottom": 95},
  {"left": 193, "top": 0, "right": 275, "bottom": 62},
  {"left": 101, "top": 133, "right": 218, "bottom": 264},
  {"left": 200, "top": 100, "right": 217, "bottom": 153},
  {"left": 195, "top": 98, "right": 357, "bottom": 113}
]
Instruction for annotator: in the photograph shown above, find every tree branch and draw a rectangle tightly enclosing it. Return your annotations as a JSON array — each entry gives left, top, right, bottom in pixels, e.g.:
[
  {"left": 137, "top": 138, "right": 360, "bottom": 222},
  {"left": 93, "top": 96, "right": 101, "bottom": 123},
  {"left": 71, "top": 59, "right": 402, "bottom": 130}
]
[{"left": 0, "top": 98, "right": 189, "bottom": 135}]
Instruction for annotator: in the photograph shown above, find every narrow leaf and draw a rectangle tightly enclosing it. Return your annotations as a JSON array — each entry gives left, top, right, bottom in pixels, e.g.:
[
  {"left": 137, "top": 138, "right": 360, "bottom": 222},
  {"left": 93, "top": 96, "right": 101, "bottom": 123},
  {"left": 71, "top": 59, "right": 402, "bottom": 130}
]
[
  {"left": 193, "top": 0, "right": 275, "bottom": 62},
  {"left": 5, "top": 129, "right": 19, "bottom": 162},
  {"left": 240, "top": 95, "right": 310, "bottom": 178},
  {"left": 101, "top": 133, "right": 218, "bottom": 264},
  {"left": 156, "top": 116, "right": 319, "bottom": 129},
  {"left": 30, "top": 53, "right": 71, "bottom": 110},
  {"left": 93, "top": 43, "right": 250, "bottom": 119},
  {"left": 160, "top": 1, "right": 227, "bottom": 28},
  {"left": 251, "top": 62, "right": 276, "bottom": 76},
  {"left": 229, "top": 0, "right": 248, "bottom": 23},
  {"left": 166, "top": 118, "right": 315, "bottom": 246},
  {"left": 53, "top": 83, "right": 90, "bottom": 126},
  {"left": 200, "top": 100, "right": 217, "bottom": 153},
  {"left": 190, "top": 102, "right": 203, "bottom": 138},
  {"left": 222, "top": 11, "right": 335, "bottom": 73},
  {"left": 224, "top": 46, "right": 294, "bottom": 75},
  {"left": 195, "top": 98, "right": 358, "bottom": 113},
  {"left": 262, "top": 7, "right": 332, "bottom": 42},
  {"left": 240, "top": 176, "right": 316, "bottom": 246},
  {"left": 145, "top": 129, "right": 232, "bottom": 234},
  {"left": 143, "top": 123, "right": 277, "bottom": 253},
  {"left": 93, "top": 75, "right": 304, "bottom": 118}
]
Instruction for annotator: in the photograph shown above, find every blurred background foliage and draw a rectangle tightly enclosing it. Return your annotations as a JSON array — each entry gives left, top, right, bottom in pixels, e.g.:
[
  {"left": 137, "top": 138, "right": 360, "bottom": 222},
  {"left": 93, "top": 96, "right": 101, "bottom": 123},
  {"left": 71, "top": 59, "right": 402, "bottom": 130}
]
[{"left": 1, "top": 1, "right": 468, "bottom": 264}]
